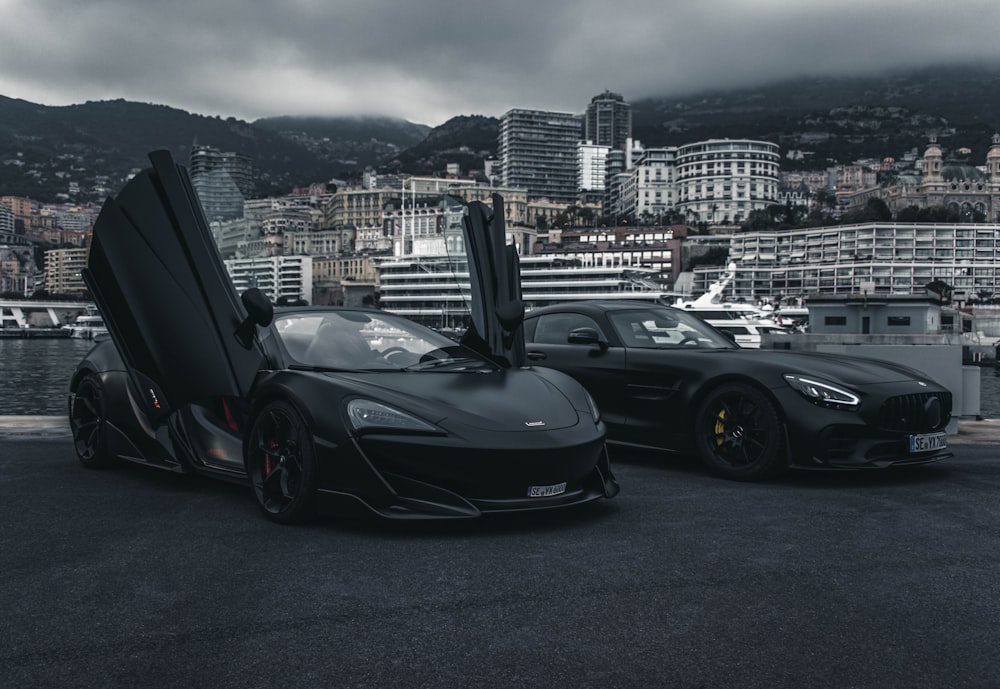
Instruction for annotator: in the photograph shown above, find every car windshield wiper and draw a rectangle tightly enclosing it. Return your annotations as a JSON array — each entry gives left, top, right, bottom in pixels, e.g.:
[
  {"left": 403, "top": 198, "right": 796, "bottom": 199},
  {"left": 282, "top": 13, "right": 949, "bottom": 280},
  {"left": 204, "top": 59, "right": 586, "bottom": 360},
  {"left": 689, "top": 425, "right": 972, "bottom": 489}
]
[
  {"left": 404, "top": 357, "right": 494, "bottom": 372},
  {"left": 288, "top": 363, "right": 405, "bottom": 373}
]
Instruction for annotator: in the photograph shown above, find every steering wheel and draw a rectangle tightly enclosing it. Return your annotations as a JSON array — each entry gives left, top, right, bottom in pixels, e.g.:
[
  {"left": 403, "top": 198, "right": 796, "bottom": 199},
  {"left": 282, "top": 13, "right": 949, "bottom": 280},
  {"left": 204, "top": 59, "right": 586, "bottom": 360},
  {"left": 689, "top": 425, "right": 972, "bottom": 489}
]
[{"left": 419, "top": 348, "right": 449, "bottom": 363}]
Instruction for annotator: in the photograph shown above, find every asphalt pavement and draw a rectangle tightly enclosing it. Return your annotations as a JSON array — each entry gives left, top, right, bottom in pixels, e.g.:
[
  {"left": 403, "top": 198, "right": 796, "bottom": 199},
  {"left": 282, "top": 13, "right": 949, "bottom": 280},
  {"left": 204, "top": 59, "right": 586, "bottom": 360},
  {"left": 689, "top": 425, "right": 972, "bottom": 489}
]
[{"left": 3, "top": 422, "right": 1000, "bottom": 689}]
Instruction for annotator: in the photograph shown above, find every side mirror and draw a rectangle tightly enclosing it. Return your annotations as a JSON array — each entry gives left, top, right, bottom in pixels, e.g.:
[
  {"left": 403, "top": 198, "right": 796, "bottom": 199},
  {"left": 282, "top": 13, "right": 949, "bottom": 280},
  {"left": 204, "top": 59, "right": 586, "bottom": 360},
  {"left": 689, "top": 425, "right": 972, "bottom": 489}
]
[
  {"left": 235, "top": 288, "right": 274, "bottom": 348},
  {"left": 567, "top": 327, "right": 608, "bottom": 350}
]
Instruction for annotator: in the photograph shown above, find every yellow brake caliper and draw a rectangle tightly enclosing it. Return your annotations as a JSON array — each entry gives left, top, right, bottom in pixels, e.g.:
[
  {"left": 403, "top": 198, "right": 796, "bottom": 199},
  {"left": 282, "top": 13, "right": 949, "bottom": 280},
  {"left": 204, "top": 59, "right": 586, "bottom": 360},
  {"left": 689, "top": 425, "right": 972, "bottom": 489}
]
[{"left": 714, "top": 409, "right": 726, "bottom": 446}]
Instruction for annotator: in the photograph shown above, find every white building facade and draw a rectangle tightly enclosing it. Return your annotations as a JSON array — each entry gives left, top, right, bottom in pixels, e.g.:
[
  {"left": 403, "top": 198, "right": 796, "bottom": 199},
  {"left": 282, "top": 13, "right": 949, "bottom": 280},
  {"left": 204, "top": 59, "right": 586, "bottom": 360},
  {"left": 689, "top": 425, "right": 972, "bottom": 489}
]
[
  {"left": 691, "top": 222, "right": 1000, "bottom": 303},
  {"left": 675, "top": 139, "right": 781, "bottom": 225},
  {"left": 633, "top": 148, "right": 676, "bottom": 223},
  {"left": 225, "top": 255, "right": 313, "bottom": 304},
  {"left": 578, "top": 143, "right": 610, "bottom": 192}
]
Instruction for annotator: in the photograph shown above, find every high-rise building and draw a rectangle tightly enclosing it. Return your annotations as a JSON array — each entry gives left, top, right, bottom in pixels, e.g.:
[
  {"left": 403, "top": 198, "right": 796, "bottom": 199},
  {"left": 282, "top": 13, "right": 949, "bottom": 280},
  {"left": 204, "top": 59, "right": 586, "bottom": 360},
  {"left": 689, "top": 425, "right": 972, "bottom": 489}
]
[
  {"left": 499, "top": 109, "right": 582, "bottom": 205},
  {"left": 189, "top": 145, "right": 254, "bottom": 223},
  {"left": 584, "top": 91, "right": 631, "bottom": 151}
]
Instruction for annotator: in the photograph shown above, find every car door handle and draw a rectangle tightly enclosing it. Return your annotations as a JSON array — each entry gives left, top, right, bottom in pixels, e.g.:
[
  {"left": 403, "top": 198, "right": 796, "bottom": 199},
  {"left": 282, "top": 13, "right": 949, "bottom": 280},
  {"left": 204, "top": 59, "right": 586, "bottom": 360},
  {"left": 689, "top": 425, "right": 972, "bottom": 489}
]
[{"left": 526, "top": 351, "right": 546, "bottom": 361}]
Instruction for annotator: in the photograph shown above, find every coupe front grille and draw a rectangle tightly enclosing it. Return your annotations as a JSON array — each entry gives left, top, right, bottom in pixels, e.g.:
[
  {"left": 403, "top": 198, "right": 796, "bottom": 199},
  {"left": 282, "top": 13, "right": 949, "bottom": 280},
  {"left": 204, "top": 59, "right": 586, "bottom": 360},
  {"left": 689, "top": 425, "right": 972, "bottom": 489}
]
[{"left": 877, "top": 391, "right": 952, "bottom": 432}]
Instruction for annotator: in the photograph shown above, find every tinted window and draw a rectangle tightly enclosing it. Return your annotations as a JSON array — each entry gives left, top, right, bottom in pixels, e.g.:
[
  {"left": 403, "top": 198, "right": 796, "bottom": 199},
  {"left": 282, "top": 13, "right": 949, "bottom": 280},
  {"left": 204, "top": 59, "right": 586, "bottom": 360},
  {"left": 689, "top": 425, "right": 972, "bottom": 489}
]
[
  {"left": 608, "top": 308, "right": 735, "bottom": 349},
  {"left": 274, "top": 310, "right": 490, "bottom": 371},
  {"left": 530, "top": 313, "right": 603, "bottom": 345}
]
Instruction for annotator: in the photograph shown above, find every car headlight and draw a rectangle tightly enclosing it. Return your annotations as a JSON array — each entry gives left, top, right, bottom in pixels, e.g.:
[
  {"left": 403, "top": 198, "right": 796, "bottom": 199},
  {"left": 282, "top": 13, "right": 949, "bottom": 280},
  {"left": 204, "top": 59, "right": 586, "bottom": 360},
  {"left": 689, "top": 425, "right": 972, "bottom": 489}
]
[
  {"left": 783, "top": 374, "right": 861, "bottom": 411},
  {"left": 346, "top": 399, "right": 441, "bottom": 434}
]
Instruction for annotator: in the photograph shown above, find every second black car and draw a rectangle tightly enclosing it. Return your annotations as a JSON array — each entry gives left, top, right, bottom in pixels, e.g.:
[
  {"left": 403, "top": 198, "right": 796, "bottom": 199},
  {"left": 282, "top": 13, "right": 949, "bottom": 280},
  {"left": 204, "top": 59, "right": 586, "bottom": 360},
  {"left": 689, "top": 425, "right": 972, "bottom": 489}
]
[{"left": 523, "top": 301, "right": 953, "bottom": 480}]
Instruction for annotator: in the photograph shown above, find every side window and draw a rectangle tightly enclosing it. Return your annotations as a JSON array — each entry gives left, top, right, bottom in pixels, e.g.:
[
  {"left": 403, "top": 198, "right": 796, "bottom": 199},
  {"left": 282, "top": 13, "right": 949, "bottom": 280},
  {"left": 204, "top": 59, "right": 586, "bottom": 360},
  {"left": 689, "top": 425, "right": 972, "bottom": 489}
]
[{"left": 531, "top": 313, "right": 603, "bottom": 345}]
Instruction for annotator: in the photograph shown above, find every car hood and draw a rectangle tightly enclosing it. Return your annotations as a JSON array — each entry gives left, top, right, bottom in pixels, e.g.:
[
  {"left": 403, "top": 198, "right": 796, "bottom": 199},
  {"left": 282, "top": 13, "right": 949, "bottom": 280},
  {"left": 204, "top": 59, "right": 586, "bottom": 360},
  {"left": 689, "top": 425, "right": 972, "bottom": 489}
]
[
  {"left": 327, "top": 368, "right": 581, "bottom": 431},
  {"left": 738, "top": 350, "right": 940, "bottom": 387}
]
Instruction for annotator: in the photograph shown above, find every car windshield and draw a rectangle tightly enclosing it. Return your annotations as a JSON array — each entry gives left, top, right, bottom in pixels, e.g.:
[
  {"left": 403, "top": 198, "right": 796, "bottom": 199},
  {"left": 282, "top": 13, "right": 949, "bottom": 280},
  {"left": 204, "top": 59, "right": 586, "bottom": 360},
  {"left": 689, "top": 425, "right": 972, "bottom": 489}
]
[
  {"left": 608, "top": 308, "right": 737, "bottom": 350},
  {"left": 274, "top": 309, "right": 495, "bottom": 372}
]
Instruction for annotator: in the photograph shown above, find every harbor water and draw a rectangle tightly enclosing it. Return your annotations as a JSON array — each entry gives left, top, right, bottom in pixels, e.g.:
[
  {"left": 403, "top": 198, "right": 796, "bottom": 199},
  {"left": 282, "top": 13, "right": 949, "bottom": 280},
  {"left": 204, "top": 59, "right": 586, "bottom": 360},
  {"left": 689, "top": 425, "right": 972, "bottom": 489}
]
[{"left": 2, "top": 337, "right": 1000, "bottom": 418}]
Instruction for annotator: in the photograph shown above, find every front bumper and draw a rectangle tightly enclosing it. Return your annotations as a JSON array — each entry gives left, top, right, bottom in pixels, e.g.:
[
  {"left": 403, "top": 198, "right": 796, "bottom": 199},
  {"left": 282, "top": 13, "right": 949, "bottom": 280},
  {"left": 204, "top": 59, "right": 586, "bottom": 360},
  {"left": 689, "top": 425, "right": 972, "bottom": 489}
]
[
  {"left": 311, "top": 425, "right": 618, "bottom": 520},
  {"left": 775, "top": 385, "right": 954, "bottom": 471}
]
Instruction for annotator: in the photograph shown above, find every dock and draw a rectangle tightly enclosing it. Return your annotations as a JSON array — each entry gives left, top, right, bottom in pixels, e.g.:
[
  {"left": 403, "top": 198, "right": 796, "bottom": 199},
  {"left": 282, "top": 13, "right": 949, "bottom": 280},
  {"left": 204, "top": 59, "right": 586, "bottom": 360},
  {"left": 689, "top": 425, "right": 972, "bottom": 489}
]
[{"left": 0, "top": 327, "right": 71, "bottom": 339}]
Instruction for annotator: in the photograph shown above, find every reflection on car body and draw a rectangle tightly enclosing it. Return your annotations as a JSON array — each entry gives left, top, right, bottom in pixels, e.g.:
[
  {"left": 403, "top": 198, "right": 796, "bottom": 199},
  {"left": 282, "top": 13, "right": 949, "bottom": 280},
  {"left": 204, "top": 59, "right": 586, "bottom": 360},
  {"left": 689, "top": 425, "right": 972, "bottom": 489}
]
[
  {"left": 524, "top": 300, "right": 953, "bottom": 481},
  {"left": 68, "top": 151, "right": 617, "bottom": 523}
]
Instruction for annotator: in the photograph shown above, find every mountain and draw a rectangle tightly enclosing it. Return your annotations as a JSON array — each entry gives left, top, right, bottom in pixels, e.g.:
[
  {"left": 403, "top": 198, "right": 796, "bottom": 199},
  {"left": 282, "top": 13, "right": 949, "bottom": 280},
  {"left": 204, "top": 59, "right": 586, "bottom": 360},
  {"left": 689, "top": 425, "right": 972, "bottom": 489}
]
[
  {"left": 387, "top": 115, "right": 499, "bottom": 175},
  {"left": 0, "top": 98, "right": 431, "bottom": 201},
  {"left": 252, "top": 115, "right": 430, "bottom": 173},
  {"left": 3, "top": 63, "right": 1000, "bottom": 203},
  {"left": 629, "top": 63, "right": 1000, "bottom": 167}
]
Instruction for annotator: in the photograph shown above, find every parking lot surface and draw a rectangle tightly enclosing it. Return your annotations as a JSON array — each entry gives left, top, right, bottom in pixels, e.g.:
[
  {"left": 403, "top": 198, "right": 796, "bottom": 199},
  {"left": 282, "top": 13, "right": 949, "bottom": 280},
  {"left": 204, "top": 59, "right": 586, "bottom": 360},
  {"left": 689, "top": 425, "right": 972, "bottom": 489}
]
[{"left": 4, "top": 435, "right": 1000, "bottom": 689}]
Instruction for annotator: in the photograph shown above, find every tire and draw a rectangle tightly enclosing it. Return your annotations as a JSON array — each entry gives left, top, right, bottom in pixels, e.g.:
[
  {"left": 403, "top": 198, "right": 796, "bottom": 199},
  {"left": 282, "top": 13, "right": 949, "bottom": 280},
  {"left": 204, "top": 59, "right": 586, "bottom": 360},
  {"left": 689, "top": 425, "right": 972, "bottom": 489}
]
[
  {"left": 246, "top": 401, "right": 318, "bottom": 524},
  {"left": 69, "top": 373, "right": 114, "bottom": 469},
  {"left": 693, "top": 382, "right": 786, "bottom": 481}
]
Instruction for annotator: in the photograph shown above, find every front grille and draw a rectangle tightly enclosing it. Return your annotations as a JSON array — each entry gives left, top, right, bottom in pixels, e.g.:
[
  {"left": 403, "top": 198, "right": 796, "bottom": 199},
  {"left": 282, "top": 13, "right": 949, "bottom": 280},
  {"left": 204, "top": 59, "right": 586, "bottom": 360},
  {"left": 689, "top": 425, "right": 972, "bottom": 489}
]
[{"left": 877, "top": 391, "right": 952, "bottom": 432}]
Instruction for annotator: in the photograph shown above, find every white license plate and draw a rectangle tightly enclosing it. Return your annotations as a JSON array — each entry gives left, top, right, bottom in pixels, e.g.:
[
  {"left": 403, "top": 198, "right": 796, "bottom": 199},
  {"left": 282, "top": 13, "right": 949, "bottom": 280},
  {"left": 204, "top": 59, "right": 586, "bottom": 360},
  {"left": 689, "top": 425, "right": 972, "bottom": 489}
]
[
  {"left": 527, "top": 482, "right": 567, "bottom": 498},
  {"left": 909, "top": 432, "right": 947, "bottom": 453}
]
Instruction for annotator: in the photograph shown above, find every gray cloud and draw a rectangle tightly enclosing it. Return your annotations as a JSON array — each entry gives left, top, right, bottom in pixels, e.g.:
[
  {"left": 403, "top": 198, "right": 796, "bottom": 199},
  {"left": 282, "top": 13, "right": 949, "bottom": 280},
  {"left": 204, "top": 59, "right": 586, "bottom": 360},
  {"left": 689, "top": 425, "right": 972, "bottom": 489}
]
[{"left": 1, "top": 0, "right": 999, "bottom": 126}]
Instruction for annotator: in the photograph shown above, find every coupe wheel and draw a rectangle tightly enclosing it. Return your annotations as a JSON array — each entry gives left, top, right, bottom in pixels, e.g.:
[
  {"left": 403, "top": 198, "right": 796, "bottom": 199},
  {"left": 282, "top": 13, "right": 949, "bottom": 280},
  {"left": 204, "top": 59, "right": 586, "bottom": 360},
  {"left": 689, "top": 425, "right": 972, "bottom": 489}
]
[
  {"left": 246, "top": 401, "right": 318, "bottom": 524},
  {"left": 69, "top": 373, "right": 113, "bottom": 469},
  {"left": 694, "top": 383, "right": 786, "bottom": 480}
]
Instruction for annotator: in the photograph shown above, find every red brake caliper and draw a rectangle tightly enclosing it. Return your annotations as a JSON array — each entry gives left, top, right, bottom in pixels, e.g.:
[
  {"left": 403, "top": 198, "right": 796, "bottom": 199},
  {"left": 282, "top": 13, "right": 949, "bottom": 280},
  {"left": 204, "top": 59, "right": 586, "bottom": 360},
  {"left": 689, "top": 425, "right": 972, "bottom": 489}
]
[{"left": 264, "top": 438, "right": 277, "bottom": 477}]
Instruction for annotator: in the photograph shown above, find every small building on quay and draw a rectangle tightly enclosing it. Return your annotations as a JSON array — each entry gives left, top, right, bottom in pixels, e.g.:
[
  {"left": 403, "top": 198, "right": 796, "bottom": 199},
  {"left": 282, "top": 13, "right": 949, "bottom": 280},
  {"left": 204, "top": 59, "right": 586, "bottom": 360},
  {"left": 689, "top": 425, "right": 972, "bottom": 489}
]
[{"left": 764, "top": 292, "right": 988, "bottom": 423}]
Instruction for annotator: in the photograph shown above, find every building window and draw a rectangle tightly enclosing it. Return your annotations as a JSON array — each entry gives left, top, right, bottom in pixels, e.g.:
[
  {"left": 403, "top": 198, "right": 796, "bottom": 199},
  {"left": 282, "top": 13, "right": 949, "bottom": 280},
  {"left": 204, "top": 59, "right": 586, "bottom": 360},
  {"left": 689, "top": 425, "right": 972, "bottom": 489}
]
[
  {"left": 887, "top": 316, "right": 911, "bottom": 327},
  {"left": 824, "top": 316, "right": 847, "bottom": 326}
]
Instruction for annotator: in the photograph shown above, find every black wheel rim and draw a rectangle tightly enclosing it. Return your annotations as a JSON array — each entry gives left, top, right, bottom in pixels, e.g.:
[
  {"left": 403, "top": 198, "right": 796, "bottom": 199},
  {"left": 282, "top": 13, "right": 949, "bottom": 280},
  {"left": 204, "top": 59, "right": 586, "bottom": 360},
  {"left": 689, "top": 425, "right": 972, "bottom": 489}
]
[
  {"left": 702, "top": 390, "right": 772, "bottom": 468},
  {"left": 250, "top": 408, "right": 304, "bottom": 516},
  {"left": 70, "top": 379, "right": 102, "bottom": 461}
]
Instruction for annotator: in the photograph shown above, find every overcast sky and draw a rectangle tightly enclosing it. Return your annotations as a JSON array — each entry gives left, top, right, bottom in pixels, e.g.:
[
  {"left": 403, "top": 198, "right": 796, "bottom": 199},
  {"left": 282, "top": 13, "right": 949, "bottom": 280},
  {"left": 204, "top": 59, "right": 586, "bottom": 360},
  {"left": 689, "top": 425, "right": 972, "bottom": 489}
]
[{"left": 2, "top": 0, "right": 999, "bottom": 127}]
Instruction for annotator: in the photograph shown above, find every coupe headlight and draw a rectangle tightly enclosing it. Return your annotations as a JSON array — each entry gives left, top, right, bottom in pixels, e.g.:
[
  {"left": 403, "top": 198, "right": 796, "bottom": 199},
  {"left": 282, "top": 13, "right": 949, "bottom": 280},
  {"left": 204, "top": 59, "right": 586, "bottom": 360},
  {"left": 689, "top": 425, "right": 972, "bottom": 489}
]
[
  {"left": 346, "top": 399, "right": 440, "bottom": 434},
  {"left": 783, "top": 374, "right": 861, "bottom": 411}
]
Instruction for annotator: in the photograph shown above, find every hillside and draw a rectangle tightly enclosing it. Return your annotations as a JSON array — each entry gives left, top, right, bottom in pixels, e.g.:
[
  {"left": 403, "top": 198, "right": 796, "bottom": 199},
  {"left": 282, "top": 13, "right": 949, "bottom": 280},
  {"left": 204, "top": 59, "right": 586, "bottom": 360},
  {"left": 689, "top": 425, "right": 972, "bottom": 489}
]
[
  {"left": 2, "top": 63, "right": 1000, "bottom": 203},
  {"left": 0, "top": 99, "right": 429, "bottom": 201},
  {"left": 252, "top": 115, "right": 430, "bottom": 174},
  {"left": 629, "top": 64, "right": 1000, "bottom": 167}
]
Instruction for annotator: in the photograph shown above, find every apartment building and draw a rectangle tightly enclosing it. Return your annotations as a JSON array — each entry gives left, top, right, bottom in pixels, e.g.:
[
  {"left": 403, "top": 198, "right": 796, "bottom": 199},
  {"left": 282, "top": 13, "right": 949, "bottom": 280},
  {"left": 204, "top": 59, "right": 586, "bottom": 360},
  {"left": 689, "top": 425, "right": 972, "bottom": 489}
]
[
  {"left": 584, "top": 91, "right": 632, "bottom": 151},
  {"left": 578, "top": 143, "right": 610, "bottom": 193},
  {"left": 499, "top": 109, "right": 582, "bottom": 204},
  {"left": 189, "top": 145, "right": 254, "bottom": 222},
  {"left": 633, "top": 148, "right": 676, "bottom": 223},
  {"left": 675, "top": 139, "right": 781, "bottom": 225},
  {"left": 44, "top": 247, "right": 88, "bottom": 295},
  {"left": 225, "top": 255, "right": 313, "bottom": 304},
  {"left": 691, "top": 222, "right": 1000, "bottom": 303}
]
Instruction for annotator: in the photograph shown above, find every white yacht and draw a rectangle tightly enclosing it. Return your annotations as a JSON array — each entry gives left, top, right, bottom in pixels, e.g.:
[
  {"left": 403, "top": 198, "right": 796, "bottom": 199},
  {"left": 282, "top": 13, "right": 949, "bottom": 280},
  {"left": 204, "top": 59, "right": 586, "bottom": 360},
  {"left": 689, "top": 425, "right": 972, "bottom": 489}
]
[
  {"left": 674, "top": 263, "right": 790, "bottom": 347},
  {"left": 63, "top": 308, "right": 108, "bottom": 339}
]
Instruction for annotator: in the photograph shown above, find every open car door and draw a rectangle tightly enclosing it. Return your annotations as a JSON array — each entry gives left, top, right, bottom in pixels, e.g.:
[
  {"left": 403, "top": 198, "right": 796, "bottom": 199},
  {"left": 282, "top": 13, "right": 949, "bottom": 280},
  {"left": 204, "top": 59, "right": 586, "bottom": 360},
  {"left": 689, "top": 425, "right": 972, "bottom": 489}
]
[
  {"left": 83, "top": 150, "right": 271, "bottom": 425},
  {"left": 441, "top": 194, "right": 525, "bottom": 367}
]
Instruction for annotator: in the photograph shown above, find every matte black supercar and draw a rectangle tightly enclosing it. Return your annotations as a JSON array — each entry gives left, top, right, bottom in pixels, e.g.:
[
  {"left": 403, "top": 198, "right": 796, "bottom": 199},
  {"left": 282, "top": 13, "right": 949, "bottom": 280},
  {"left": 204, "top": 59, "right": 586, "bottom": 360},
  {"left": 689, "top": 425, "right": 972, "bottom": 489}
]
[
  {"left": 523, "top": 301, "right": 953, "bottom": 480},
  {"left": 68, "top": 152, "right": 617, "bottom": 522}
]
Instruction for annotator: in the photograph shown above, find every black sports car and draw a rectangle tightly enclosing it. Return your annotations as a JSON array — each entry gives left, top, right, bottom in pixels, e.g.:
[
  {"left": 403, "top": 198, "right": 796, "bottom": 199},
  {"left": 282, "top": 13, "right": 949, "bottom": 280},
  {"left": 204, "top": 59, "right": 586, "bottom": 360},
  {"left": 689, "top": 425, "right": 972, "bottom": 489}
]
[
  {"left": 68, "top": 151, "right": 617, "bottom": 522},
  {"left": 523, "top": 300, "right": 953, "bottom": 480}
]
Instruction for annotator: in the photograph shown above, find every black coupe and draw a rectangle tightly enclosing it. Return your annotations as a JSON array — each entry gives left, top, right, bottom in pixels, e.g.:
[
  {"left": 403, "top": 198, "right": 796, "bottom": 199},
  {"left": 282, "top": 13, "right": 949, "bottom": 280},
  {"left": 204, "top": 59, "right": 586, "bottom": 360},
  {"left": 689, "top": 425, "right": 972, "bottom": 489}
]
[
  {"left": 68, "top": 152, "right": 617, "bottom": 522},
  {"left": 523, "top": 301, "right": 953, "bottom": 480}
]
